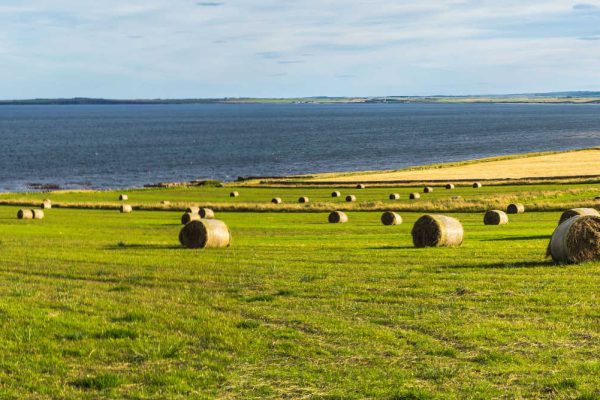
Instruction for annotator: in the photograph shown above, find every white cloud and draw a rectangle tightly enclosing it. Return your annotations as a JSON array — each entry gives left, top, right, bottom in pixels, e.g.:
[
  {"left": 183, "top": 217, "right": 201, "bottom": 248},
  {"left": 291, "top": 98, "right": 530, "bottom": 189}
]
[{"left": 1, "top": 0, "right": 600, "bottom": 98}]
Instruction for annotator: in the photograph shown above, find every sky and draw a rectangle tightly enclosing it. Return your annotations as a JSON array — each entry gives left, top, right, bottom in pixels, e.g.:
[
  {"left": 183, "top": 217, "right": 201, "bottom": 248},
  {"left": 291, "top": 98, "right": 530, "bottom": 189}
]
[{"left": 1, "top": 0, "right": 600, "bottom": 98}]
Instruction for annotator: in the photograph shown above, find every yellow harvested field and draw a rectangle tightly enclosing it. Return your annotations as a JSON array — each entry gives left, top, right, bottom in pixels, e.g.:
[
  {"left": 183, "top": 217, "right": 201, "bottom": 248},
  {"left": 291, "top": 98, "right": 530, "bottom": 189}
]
[{"left": 311, "top": 148, "right": 600, "bottom": 182}]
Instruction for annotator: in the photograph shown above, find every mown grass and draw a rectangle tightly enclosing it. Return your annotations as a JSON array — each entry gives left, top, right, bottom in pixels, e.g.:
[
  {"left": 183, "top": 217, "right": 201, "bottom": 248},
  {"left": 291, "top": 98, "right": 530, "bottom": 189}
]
[
  {"left": 0, "top": 204, "right": 598, "bottom": 398},
  {"left": 1, "top": 182, "right": 599, "bottom": 213}
]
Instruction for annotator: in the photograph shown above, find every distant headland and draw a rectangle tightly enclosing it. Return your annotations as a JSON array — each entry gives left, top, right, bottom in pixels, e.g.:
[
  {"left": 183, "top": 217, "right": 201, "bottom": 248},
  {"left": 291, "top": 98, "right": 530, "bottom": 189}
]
[{"left": 2, "top": 91, "right": 600, "bottom": 105}]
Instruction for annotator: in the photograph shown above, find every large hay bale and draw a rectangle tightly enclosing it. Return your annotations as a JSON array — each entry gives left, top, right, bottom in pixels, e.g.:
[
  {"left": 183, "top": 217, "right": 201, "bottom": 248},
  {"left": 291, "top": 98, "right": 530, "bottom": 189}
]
[
  {"left": 271, "top": 197, "right": 282, "bottom": 204},
  {"left": 186, "top": 206, "right": 200, "bottom": 214},
  {"left": 389, "top": 193, "right": 400, "bottom": 200},
  {"left": 120, "top": 205, "right": 132, "bottom": 213},
  {"left": 484, "top": 210, "right": 509, "bottom": 225},
  {"left": 199, "top": 208, "right": 215, "bottom": 219},
  {"left": 230, "top": 191, "right": 239, "bottom": 198},
  {"left": 346, "top": 195, "right": 356, "bottom": 202},
  {"left": 381, "top": 211, "right": 402, "bottom": 226},
  {"left": 472, "top": 182, "right": 482, "bottom": 188},
  {"left": 298, "top": 196, "right": 310, "bottom": 204},
  {"left": 559, "top": 208, "right": 599, "bottom": 225},
  {"left": 424, "top": 187, "right": 433, "bottom": 193},
  {"left": 32, "top": 209, "right": 45, "bottom": 219},
  {"left": 161, "top": 201, "right": 171, "bottom": 206},
  {"left": 181, "top": 212, "right": 201, "bottom": 225},
  {"left": 411, "top": 215, "right": 464, "bottom": 248},
  {"left": 119, "top": 194, "right": 128, "bottom": 201},
  {"left": 41, "top": 199, "right": 52, "bottom": 209},
  {"left": 548, "top": 215, "right": 600, "bottom": 263},
  {"left": 507, "top": 203, "right": 525, "bottom": 214},
  {"left": 356, "top": 184, "right": 365, "bottom": 189},
  {"left": 331, "top": 191, "right": 341, "bottom": 198},
  {"left": 328, "top": 211, "right": 348, "bottom": 223},
  {"left": 179, "top": 219, "right": 231, "bottom": 249},
  {"left": 17, "top": 209, "right": 33, "bottom": 220},
  {"left": 409, "top": 193, "right": 420, "bottom": 200},
  {"left": 445, "top": 184, "right": 455, "bottom": 190}
]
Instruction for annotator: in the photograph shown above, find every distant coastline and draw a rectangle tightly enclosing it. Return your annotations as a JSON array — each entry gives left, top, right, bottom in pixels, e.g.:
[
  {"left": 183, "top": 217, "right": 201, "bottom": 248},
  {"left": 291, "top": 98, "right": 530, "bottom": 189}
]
[{"left": 2, "top": 91, "right": 600, "bottom": 105}]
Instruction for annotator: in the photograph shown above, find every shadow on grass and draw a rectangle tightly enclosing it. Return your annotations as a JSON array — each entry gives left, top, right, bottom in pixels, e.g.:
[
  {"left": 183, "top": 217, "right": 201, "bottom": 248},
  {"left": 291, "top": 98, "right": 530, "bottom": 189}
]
[
  {"left": 481, "top": 235, "right": 551, "bottom": 242},
  {"left": 445, "top": 260, "right": 552, "bottom": 269},
  {"left": 366, "top": 246, "right": 415, "bottom": 250},
  {"left": 105, "top": 243, "right": 182, "bottom": 250}
]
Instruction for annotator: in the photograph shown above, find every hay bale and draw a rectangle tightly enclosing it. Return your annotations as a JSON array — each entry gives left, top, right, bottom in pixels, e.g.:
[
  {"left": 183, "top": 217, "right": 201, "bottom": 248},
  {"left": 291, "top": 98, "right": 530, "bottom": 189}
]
[
  {"left": 409, "top": 193, "right": 421, "bottom": 200},
  {"left": 181, "top": 212, "right": 201, "bottom": 225},
  {"left": 17, "top": 209, "right": 33, "bottom": 220},
  {"left": 559, "top": 208, "right": 599, "bottom": 225},
  {"left": 445, "top": 184, "right": 455, "bottom": 189},
  {"left": 199, "top": 208, "right": 215, "bottom": 219},
  {"left": 179, "top": 219, "right": 231, "bottom": 249},
  {"left": 271, "top": 197, "right": 282, "bottom": 204},
  {"left": 186, "top": 206, "right": 200, "bottom": 214},
  {"left": 411, "top": 215, "right": 464, "bottom": 248},
  {"left": 230, "top": 191, "right": 240, "bottom": 198},
  {"left": 356, "top": 184, "right": 365, "bottom": 189},
  {"left": 32, "top": 209, "right": 45, "bottom": 219},
  {"left": 484, "top": 210, "right": 509, "bottom": 225},
  {"left": 120, "top": 205, "right": 132, "bottom": 213},
  {"left": 346, "top": 195, "right": 356, "bottom": 202},
  {"left": 472, "top": 182, "right": 482, "bottom": 188},
  {"left": 161, "top": 201, "right": 171, "bottom": 206},
  {"left": 41, "top": 199, "right": 52, "bottom": 209},
  {"left": 548, "top": 215, "right": 600, "bottom": 263},
  {"left": 389, "top": 193, "right": 400, "bottom": 200},
  {"left": 507, "top": 203, "right": 525, "bottom": 214},
  {"left": 424, "top": 187, "right": 434, "bottom": 193},
  {"left": 119, "top": 194, "right": 128, "bottom": 201},
  {"left": 298, "top": 196, "right": 310, "bottom": 204},
  {"left": 331, "top": 191, "right": 341, "bottom": 198},
  {"left": 381, "top": 211, "right": 402, "bottom": 226},
  {"left": 328, "top": 211, "right": 348, "bottom": 223}
]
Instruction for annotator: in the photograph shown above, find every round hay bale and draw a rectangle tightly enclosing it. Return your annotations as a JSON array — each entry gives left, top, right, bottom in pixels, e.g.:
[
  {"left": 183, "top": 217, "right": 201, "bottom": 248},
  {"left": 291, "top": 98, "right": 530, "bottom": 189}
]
[
  {"left": 120, "top": 205, "right": 132, "bottom": 213},
  {"left": 328, "top": 211, "right": 348, "bottom": 224},
  {"left": 199, "top": 208, "right": 215, "bottom": 219},
  {"left": 507, "top": 203, "right": 525, "bottom": 214},
  {"left": 298, "top": 196, "right": 310, "bottom": 204},
  {"left": 445, "top": 184, "right": 455, "bottom": 189},
  {"left": 41, "top": 199, "right": 52, "bottom": 209},
  {"left": 186, "top": 206, "right": 200, "bottom": 214},
  {"left": 230, "top": 191, "right": 240, "bottom": 198},
  {"left": 356, "top": 184, "right": 365, "bottom": 189},
  {"left": 119, "top": 194, "right": 128, "bottom": 201},
  {"left": 472, "top": 182, "right": 482, "bottom": 189},
  {"left": 179, "top": 219, "right": 231, "bottom": 249},
  {"left": 331, "top": 191, "right": 341, "bottom": 198},
  {"left": 409, "top": 193, "right": 421, "bottom": 200},
  {"left": 559, "top": 208, "right": 599, "bottom": 225},
  {"left": 548, "top": 215, "right": 600, "bottom": 263},
  {"left": 181, "top": 212, "right": 201, "bottom": 225},
  {"left": 32, "top": 209, "right": 45, "bottom": 219},
  {"left": 17, "top": 209, "right": 33, "bottom": 220},
  {"left": 161, "top": 201, "right": 171, "bottom": 206},
  {"left": 411, "top": 215, "right": 464, "bottom": 248},
  {"left": 424, "top": 187, "right": 434, "bottom": 193},
  {"left": 271, "top": 197, "right": 282, "bottom": 204},
  {"left": 484, "top": 210, "right": 509, "bottom": 225},
  {"left": 346, "top": 195, "right": 356, "bottom": 202},
  {"left": 389, "top": 193, "right": 400, "bottom": 200},
  {"left": 381, "top": 211, "right": 402, "bottom": 226}
]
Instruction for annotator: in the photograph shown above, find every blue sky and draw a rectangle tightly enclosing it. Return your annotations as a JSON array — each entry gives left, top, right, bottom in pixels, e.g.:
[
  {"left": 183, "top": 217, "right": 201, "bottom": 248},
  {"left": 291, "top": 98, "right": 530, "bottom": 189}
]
[{"left": 1, "top": 0, "right": 600, "bottom": 98}]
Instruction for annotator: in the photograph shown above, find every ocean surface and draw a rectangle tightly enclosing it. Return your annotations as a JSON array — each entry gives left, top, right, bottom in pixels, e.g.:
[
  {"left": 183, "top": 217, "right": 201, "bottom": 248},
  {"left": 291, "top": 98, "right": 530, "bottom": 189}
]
[{"left": 1, "top": 103, "right": 599, "bottom": 191}]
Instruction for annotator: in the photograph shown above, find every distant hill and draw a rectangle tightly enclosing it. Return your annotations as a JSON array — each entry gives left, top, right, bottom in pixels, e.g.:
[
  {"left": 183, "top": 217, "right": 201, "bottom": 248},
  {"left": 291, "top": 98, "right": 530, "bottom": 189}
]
[{"left": 1, "top": 92, "right": 600, "bottom": 105}]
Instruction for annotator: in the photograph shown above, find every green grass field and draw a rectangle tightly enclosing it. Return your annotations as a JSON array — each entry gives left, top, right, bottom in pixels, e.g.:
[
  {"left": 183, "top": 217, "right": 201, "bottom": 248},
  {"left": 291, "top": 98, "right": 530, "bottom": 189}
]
[
  {"left": 0, "top": 191, "right": 599, "bottom": 398},
  {"left": 1, "top": 182, "right": 600, "bottom": 213}
]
